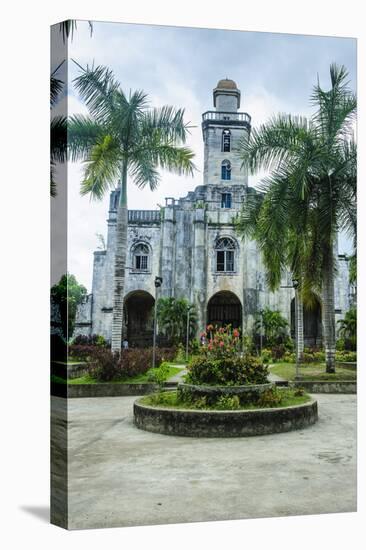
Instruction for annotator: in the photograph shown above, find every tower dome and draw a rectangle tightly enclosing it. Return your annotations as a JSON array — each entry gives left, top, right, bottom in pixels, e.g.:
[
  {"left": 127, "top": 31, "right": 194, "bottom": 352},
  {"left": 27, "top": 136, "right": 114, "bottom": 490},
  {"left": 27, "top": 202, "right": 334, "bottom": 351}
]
[
  {"left": 213, "top": 78, "right": 241, "bottom": 111},
  {"left": 216, "top": 78, "right": 238, "bottom": 90}
]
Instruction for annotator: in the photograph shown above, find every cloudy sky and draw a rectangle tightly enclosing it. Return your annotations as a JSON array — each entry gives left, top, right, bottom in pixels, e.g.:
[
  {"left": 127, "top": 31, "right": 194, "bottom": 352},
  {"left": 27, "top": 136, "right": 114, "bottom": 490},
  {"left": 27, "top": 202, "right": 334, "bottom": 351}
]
[{"left": 53, "top": 21, "right": 356, "bottom": 291}]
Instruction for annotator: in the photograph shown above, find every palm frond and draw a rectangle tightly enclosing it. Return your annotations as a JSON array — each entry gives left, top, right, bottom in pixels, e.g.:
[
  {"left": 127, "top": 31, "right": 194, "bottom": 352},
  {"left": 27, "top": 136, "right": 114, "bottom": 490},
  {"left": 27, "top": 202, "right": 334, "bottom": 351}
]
[
  {"left": 129, "top": 157, "right": 160, "bottom": 191},
  {"left": 80, "top": 135, "right": 121, "bottom": 200},
  {"left": 235, "top": 188, "right": 264, "bottom": 240},
  {"left": 59, "top": 20, "right": 93, "bottom": 43},
  {"left": 50, "top": 76, "right": 64, "bottom": 107},
  {"left": 68, "top": 114, "right": 109, "bottom": 162},
  {"left": 142, "top": 106, "right": 192, "bottom": 144},
  {"left": 311, "top": 63, "right": 356, "bottom": 148},
  {"left": 154, "top": 144, "right": 196, "bottom": 177},
  {"left": 238, "top": 113, "right": 312, "bottom": 175},
  {"left": 72, "top": 64, "right": 124, "bottom": 123},
  {"left": 51, "top": 115, "right": 67, "bottom": 163}
]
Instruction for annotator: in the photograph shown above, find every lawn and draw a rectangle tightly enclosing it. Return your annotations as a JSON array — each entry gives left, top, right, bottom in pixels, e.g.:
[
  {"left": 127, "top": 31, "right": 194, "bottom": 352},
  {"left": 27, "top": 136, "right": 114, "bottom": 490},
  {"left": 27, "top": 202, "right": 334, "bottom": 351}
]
[
  {"left": 52, "top": 365, "right": 183, "bottom": 385},
  {"left": 270, "top": 362, "right": 357, "bottom": 381}
]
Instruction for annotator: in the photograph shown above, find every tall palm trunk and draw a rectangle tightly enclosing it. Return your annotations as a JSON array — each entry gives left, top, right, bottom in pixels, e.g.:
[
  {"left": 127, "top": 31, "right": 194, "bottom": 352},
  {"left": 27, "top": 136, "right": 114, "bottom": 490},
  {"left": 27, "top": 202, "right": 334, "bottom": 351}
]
[
  {"left": 296, "top": 292, "right": 304, "bottom": 360},
  {"left": 322, "top": 249, "right": 336, "bottom": 373},
  {"left": 111, "top": 163, "right": 128, "bottom": 353}
]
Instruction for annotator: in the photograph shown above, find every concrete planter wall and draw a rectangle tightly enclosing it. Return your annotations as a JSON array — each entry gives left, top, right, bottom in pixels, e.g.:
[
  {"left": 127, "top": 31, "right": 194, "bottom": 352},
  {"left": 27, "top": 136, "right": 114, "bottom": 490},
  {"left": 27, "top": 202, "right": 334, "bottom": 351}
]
[
  {"left": 51, "top": 382, "right": 160, "bottom": 398},
  {"left": 134, "top": 398, "right": 318, "bottom": 437},
  {"left": 51, "top": 361, "right": 89, "bottom": 380},
  {"left": 177, "top": 382, "right": 273, "bottom": 404},
  {"left": 292, "top": 380, "right": 356, "bottom": 394}
]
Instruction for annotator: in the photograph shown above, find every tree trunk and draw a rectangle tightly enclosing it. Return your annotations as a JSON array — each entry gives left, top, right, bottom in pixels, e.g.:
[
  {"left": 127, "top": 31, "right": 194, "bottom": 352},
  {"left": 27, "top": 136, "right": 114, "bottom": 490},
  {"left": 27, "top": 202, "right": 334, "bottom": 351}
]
[
  {"left": 322, "top": 250, "right": 336, "bottom": 373},
  {"left": 296, "top": 291, "right": 304, "bottom": 361},
  {"left": 111, "top": 164, "right": 128, "bottom": 353}
]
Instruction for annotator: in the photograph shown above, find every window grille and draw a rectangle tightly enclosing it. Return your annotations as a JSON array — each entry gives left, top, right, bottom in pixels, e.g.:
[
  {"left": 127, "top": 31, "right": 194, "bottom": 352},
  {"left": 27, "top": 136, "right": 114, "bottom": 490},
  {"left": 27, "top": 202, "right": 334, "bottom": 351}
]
[
  {"left": 133, "top": 243, "right": 149, "bottom": 271},
  {"left": 221, "top": 193, "right": 232, "bottom": 208},
  {"left": 221, "top": 160, "right": 231, "bottom": 180},
  {"left": 215, "top": 237, "right": 235, "bottom": 272}
]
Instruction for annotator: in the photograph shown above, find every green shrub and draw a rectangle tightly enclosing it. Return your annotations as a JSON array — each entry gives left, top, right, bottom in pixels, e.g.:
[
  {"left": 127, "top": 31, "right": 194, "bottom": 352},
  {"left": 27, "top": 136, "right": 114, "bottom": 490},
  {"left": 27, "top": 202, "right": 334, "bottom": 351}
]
[
  {"left": 189, "top": 339, "right": 201, "bottom": 355},
  {"left": 186, "top": 354, "right": 268, "bottom": 386},
  {"left": 335, "top": 350, "right": 357, "bottom": 362},
  {"left": 147, "top": 362, "right": 170, "bottom": 387},
  {"left": 336, "top": 338, "right": 346, "bottom": 351},
  {"left": 283, "top": 351, "right": 296, "bottom": 363},
  {"left": 261, "top": 349, "right": 272, "bottom": 364},
  {"left": 242, "top": 334, "right": 255, "bottom": 354},
  {"left": 215, "top": 395, "right": 240, "bottom": 410},
  {"left": 257, "top": 387, "right": 283, "bottom": 408},
  {"left": 175, "top": 343, "right": 186, "bottom": 363}
]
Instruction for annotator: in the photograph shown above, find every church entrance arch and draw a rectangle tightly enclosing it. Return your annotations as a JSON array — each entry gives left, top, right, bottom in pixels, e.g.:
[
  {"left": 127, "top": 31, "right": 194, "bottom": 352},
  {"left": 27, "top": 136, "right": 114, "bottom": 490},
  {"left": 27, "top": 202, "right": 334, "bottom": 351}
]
[
  {"left": 207, "top": 291, "right": 242, "bottom": 329},
  {"left": 291, "top": 296, "right": 322, "bottom": 347},
  {"left": 124, "top": 290, "right": 155, "bottom": 347}
]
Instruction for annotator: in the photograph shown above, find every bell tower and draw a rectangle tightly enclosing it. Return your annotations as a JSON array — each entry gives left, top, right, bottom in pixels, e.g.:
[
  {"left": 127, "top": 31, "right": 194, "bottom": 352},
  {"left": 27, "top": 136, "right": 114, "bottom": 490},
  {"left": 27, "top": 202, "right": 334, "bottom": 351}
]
[{"left": 202, "top": 78, "right": 251, "bottom": 186}]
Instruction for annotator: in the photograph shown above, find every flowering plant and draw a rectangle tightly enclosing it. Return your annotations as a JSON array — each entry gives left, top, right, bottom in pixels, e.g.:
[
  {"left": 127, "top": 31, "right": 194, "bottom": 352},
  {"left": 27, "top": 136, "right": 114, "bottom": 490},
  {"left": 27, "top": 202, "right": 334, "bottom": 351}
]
[
  {"left": 202, "top": 325, "right": 241, "bottom": 360},
  {"left": 187, "top": 324, "right": 269, "bottom": 386}
]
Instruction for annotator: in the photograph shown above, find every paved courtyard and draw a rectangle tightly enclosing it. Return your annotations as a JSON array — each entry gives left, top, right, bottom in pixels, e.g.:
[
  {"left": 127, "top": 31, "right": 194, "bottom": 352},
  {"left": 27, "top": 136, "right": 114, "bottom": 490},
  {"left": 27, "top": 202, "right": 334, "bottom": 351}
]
[{"left": 53, "top": 393, "right": 357, "bottom": 529}]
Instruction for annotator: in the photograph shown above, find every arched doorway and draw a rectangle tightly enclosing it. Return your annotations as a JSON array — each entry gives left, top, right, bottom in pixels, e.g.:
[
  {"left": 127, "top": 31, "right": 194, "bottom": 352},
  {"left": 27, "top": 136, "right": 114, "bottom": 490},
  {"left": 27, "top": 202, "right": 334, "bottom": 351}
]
[
  {"left": 124, "top": 291, "right": 155, "bottom": 347},
  {"left": 207, "top": 291, "right": 242, "bottom": 329},
  {"left": 291, "top": 297, "right": 322, "bottom": 347}
]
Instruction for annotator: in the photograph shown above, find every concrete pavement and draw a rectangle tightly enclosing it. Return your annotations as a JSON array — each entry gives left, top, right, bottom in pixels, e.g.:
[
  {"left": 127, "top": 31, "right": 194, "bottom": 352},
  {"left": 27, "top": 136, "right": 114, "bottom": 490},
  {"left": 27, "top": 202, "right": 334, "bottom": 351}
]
[{"left": 53, "top": 393, "right": 356, "bottom": 529}]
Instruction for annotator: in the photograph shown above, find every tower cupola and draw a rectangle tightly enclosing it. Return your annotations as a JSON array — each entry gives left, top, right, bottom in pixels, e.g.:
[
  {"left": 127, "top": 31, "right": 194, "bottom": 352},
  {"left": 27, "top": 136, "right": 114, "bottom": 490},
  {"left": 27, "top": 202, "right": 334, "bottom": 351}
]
[{"left": 213, "top": 78, "right": 241, "bottom": 111}]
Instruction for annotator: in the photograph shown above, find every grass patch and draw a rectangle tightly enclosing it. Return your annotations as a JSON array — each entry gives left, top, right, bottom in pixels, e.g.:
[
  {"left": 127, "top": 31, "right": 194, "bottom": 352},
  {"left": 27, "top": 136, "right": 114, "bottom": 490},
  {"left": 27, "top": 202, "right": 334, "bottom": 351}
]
[
  {"left": 51, "top": 374, "right": 67, "bottom": 385},
  {"left": 270, "top": 362, "right": 357, "bottom": 381},
  {"left": 140, "top": 389, "right": 311, "bottom": 410},
  {"left": 64, "top": 365, "right": 182, "bottom": 385}
]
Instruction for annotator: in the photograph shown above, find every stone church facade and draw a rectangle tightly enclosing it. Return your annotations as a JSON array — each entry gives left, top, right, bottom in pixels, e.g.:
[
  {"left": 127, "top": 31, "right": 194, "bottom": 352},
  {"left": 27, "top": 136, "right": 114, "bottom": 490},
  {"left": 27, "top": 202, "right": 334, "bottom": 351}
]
[{"left": 75, "top": 79, "right": 351, "bottom": 347}]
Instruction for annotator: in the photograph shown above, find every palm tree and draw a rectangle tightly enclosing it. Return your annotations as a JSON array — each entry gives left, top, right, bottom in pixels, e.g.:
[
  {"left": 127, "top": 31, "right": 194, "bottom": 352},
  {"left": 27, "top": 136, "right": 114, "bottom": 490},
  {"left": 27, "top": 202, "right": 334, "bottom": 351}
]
[
  {"left": 157, "top": 297, "right": 197, "bottom": 345},
  {"left": 254, "top": 307, "right": 289, "bottom": 347},
  {"left": 337, "top": 306, "right": 357, "bottom": 349},
  {"left": 236, "top": 64, "right": 356, "bottom": 373},
  {"left": 68, "top": 65, "right": 196, "bottom": 352}
]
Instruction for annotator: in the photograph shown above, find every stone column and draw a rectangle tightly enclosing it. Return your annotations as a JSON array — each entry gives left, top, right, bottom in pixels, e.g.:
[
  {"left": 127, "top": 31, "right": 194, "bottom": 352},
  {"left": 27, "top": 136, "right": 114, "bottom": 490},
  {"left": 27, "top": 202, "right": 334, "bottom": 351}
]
[
  {"left": 160, "top": 203, "right": 175, "bottom": 297},
  {"left": 192, "top": 207, "right": 206, "bottom": 333}
]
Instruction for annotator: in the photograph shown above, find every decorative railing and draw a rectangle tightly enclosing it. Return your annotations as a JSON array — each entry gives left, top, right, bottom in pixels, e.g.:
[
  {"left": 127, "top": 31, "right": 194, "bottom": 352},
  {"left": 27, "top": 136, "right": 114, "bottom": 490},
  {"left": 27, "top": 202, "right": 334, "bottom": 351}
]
[
  {"left": 128, "top": 210, "right": 161, "bottom": 222},
  {"left": 202, "top": 111, "right": 251, "bottom": 125}
]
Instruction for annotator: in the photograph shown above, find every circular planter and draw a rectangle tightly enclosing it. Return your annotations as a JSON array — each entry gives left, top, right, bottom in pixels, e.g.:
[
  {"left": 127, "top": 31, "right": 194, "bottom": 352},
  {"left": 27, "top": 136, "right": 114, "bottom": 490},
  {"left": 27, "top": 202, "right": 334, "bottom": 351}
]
[
  {"left": 177, "top": 382, "right": 273, "bottom": 404},
  {"left": 133, "top": 398, "right": 318, "bottom": 438}
]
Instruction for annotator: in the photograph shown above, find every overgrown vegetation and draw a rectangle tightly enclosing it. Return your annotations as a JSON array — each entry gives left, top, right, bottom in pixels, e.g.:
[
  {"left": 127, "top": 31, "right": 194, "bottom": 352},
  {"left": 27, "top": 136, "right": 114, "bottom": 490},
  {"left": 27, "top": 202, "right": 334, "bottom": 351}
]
[
  {"left": 157, "top": 298, "right": 197, "bottom": 345},
  {"left": 141, "top": 387, "right": 310, "bottom": 410},
  {"left": 65, "top": 364, "right": 181, "bottom": 385},
  {"left": 86, "top": 346, "right": 177, "bottom": 382},
  {"left": 337, "top": 307, "right": 357, "bottom": 351},
  {"left": 51, "top": 273, "right": 87, "bottom": 339},
  {"left": 254, "top": 308, "right": 290, "bottom": 347}
]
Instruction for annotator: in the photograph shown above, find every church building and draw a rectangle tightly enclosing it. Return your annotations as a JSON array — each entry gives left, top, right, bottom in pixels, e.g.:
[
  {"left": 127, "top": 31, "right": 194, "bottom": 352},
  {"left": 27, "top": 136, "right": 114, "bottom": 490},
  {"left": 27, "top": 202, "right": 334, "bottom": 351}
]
[{"left": 75, "top": 79, "right": 351, "bottom": 347}]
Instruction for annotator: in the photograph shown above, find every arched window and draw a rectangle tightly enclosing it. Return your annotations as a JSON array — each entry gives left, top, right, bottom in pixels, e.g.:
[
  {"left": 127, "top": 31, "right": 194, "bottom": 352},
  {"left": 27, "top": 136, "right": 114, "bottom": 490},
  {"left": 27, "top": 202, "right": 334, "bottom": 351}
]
[
  {"left": 221, "top": 160, "right": 231, "bottom": 180},
  {"left": 132, "top": 243, "right": 150, "bottom": 271},
  {"left": 222, "top": 130, "right": 231, "bottom": 152},
  {"left": 215, "top": 237, "right": 236, "bottom": 272}
]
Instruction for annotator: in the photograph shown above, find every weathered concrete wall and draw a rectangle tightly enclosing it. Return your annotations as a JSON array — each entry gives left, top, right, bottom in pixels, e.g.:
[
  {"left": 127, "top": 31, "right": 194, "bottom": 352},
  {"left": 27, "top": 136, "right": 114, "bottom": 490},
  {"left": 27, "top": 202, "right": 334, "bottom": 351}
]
[
  {"left": 134, "top": 398, "right": 318, "bottom": 437},
  {"left": 292, "top": 380, "right": 357, "bottom": 394}
]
